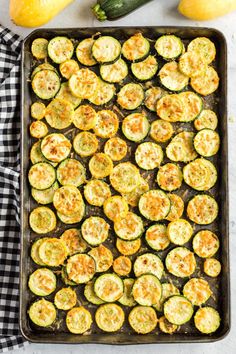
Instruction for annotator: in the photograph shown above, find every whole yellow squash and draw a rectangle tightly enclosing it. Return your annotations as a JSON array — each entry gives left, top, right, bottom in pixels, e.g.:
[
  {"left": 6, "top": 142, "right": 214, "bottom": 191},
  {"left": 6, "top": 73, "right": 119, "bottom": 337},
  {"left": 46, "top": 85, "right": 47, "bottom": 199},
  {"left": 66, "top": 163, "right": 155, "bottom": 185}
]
[
  {"left": 10, "top": 0, "right": 74, "bottom": 27},
  {"left": 178, "top": 0, "right": 236, "bottom": 20}
]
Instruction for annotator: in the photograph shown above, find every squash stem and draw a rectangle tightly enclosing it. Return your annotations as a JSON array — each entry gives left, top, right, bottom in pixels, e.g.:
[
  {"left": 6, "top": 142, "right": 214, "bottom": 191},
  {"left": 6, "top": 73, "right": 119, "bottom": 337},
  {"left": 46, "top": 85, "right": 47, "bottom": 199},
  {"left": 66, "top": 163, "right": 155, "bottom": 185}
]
[{"left": 91, "top": 4, "right": 107, "bottom": 21}]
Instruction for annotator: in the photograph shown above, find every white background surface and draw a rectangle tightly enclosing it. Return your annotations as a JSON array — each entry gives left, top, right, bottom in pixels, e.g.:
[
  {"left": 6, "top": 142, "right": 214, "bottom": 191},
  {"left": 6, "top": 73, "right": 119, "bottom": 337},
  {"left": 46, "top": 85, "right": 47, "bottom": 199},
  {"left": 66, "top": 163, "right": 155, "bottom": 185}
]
[{"left": 0, "top": 0, "right": 236, "bottom": 353}]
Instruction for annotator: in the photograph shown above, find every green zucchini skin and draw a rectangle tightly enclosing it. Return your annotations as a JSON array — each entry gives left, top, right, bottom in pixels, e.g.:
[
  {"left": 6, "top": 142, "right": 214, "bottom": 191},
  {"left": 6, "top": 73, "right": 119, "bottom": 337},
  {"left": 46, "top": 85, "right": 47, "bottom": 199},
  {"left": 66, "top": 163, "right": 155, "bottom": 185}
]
[{"left": 92, "top": 0, "right": 153, "bottom": 21}]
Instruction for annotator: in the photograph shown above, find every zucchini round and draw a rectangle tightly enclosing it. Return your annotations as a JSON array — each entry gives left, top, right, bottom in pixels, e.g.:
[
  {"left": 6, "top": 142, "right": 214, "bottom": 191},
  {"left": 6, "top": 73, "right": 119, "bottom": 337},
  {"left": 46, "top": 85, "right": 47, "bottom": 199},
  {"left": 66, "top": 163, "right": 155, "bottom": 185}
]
[
  {"left": 139, "top": 189, "right": 171, "bottom": 221},
  {"left": 183, "top": 278, "right": 212, "bottom": 306},
  {"left": 122, "top": 33, "right": 150, "bottom": 62},
  {"left": 122, "top": 113, "right": 149, "bottom": 142},
  {"left": 69, "top": 68, "right": 98, "bottom": 99},
  {"left": 31, "top": 181, "right": 59, "bottom": 205},
  {"left": 164, "top": 295, "right": 193, "bottom": 325},
  {"left": 145, "top": 224, "right": 170, "bottom": 251},
  {"left": 60, "top": 228, "right": 87, "bottom": 256},
  {"left": 110, "top": 162, "right": 141, "bottom": 194},
  {"left": 104, "top": 137, "right": 127, "bottom": 161},
  {"left": 187, "top": 194, "right": 218, "bottom": 225},
  {"left": 31, "top": 63, "right": 57, "bottom": 79},
  {"left": 53, "top": 185, "right": 84, "bottom": 216},
  {"left": 194, "top": 129, "right": 220, "bottom": 157},
  {"left": 204, "top": 258, "right": 221, "bottom": 277},
  {"left": 38, "top": 238, "right": 68, "bottom": 267},
  {"left": 193, "top": 230, "right": 219, "bottom": 258},
  {"left": 29, "top": 207, "right": 56, "bottom": 234},
  {"left": 81, "top": 216, "right": 109, "bottom": 246},
  {"left": 156, "top": 94, "right": 184, "bottom": 122},
  {"left": 194, "top": 109, "right": 218, "bottom": 131},
  {"left": 100, "top": 58, "right": 128, "bottom": 83},
  {"left": 116, "top": 238, "right": 141, "bottom": 256},
  {"left": 89, "top": 78, "right": 116, "bottom": 105},
  {"left": 57, "top": 209, "right": 85, "bottom": 224},
  {"left": 28, "top": 162, "right": 56, "bottom": 190},
  {"left": 48, "top": 37, "right": 74, "bottom": 64},
  {"left": 93, "top": 110, "right": 119, "bottom": 138},
  {"left": 31, "top": 38, "right": 48, "bottom": 59},
  {"left": 154, "top": 283, "right": 180, "bottom": 312},
  {"left": 118, "top": 278, "right": 136, "bottom": 307},
  {"left": 66, "top": 307, "right": 92, "bottom": 334},
  {"left": 94, "top": 274, "right": 124, "bottom": 302},
  {"left": 57, "top": 158, "right": 86, "bottom": 187},
  {"left": 190, "top": 66, "right": 219, "bottom": 96},
  {"left": 131, "top": 55, "right": 158, "bottom": 81},
  {"left": 28, "top": 268, "right": 56, "bottom": 296},
  {"left": 188, "top": 37, "right": 216, "bottom": 65},
  {"left": 167, "top": 219, "right": 193, "bottom": 246},
  {"left": 54, "top": 287, "right": 77, "bottom": 310},
  {"left": 179, "top": 91, "right": 203, "bottom": 122},
  {"left": 117, "top": 83, "right": 144, "bottom": 110},
  {"left": 128, "top": 306, "right": 157, "bottom": 334},
  {"left": 28, "top": 299, "right": 56, "bottom": 327},
  {"left": 122, "top": 177, "right": 149, "bottom": 207},
  {"left": 179, "top": 52, "right": 207, "bottom": 78},
  {"left": 155, "top": 35, "right": 183, "bottom": 60},
  {"left": 59, "top": 59, "right": 79, "bottom": 80},
  {"left": 76, "top": 38, "right": 97, "bottom": 66},
  {"left": 95, "top": 304, "right": 125, "bottom": 332},
  {"left": 133, "top": 253, "right": 164, "bottom": 280},
  {"left": 84, "top": 179, "right": 111, "bottom": 207},
  {"left": 113, "top": 256, "right": 132, "bottom": 276},
  {"left": 132, "top": 274, "right": 162, "bottom": 306},
  {"left": 166, "top": 246, "right": 196, "bottom": 278},
  {"left": 166, "top": 193, "right": 184, "bottom": 221},
  {"left": 183, "top": 158, "right": 217, "bottom": 191},
  {"left": 31, "top": 69, "right": 60, "bottom": 100},
  {"left": 135, "top": 142, "right": 163, "bottom": 170},
  {"left": 88, "top": 244, "right": 113, "bottom": 272},
  {"left": 114, "top": 212, "right": 144, "bottom": 241},
  {"left": 55, "top": 82, "right": 81, "bottom": 109},
  {"left": 73, "top": 132, "right": 98, "bottom": 157},
  {"left": 31, "top": 238, "right": 48, "bottom": 266},
  {"left": 31, "top": 101, "right": 46, "bottom": 120},
  {"left": 103, "top": 195, "right": 129, "bottom": 222},
  {"left": 29, "top": 121, "right": 48, "bottom": 139},
  {"left": 92, "top": 36, "right": 121, "bottom": 63},
  {"left": 159, "top": 61, "right": 189, "bottom": 91},
  {"left": 45, "top": 98, "right": 74, "bottom": 130},
  {"left": 166, "top": 131, "right": 198, "bottom": 162},
  {"left": 66, "top": 254, "right": 96, "bottom": 284},
  {"left": 73, "top": 105, "right": 97, "bottom": 131},
  {"left": 144, "top": 87, "right": 164, "bottom": 112},
  {"left": 89, "top": 153, "right": 113, "bottom": 179},
  {"left": 84, "top": 280, "right": 105, "bottom": 305},
  {"left": 157, "top": 163, "right": 183, "bottom": 191},
  {"left": 41, "top": 133, "right": 71, "bottom": 163},
  {"left": 30, "top": 141, "right": 58, "bottom": 166},
  {"left": 159, "top": 316, "right": 178, "bottom": 334},
  {"left": 194, "top": 307, "right": 220, "bottom": 334},
  {"left": 150, "top": 119, "right": 173, "bottom": 143}
]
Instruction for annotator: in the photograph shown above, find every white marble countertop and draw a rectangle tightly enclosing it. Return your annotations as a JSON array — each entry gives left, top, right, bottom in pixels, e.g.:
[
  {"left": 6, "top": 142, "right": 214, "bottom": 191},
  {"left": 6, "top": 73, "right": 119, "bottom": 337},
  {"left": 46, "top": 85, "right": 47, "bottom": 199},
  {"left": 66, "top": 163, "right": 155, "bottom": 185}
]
[{"left": 1, "top": 0, "right": 236, "bottom": 353}]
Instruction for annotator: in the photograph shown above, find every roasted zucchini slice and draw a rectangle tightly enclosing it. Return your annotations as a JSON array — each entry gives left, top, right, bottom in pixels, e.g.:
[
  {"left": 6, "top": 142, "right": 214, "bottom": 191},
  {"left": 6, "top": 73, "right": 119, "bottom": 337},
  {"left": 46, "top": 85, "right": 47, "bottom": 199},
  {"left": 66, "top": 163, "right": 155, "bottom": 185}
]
[
  {"left": 73, "top": 131, "right": 98, "bottom": 157},
  {"left": 94, "top": 274, "right": 124, "bottom": 302},
  {"left": 139, "top": 189, "right": 171, "bottom": 221},
  {"left": 95, "top": 304, "right": 125, "bottom": 332},
  {"left": 84, "top": 280, "right": 105, "bottom": 305},
  {"left": 135, "top": 142, "right": 163, "bottom": 170},
  {"left": 28, "top": 162, "right": 56, "bottom": 190},
  {"left": 128, "top": 306, "right": 157, "bottom": 334},
  {"left": 54, "top": 287, "right": 77, "bottom": 310},
  {"left": 59, "top": 59, "right": 79, "bottom": 79},
  {"left": 66, "top": 307, "right": 92, "bottom": 334},
  {"left": 81, "top": 216, "right": 109, "bottom": 246},
  {"left": 188, "top": 37, "right": 216, "bottom": 65},
  {"left": 154, "top": 283, "right": 180, "bottom": 312},
  {"left": 204, "top": 258, "right": 221, "bottom": 277},
  {"left": 60, "top": 228, "right": 87, "bottom": 256},
  {"left": 116, "top": 238, "right": 141, "bottom": 256},
  {"left": 131, "top": 55, "right": 158, "bottom": 81},
  {"left": 104, "top": 137, "right": 127, "bottom": 161},
  {"left": 69, "top": 68, "right": 98, "bottom": 99},
  {"left": 157, "top": 163, "right": 183, "bottom": 191},
  {"left": 133, "top": 253, "right": 164, "bottom": 280},
  {"left": 150, "top": 119, "right": 173, "bottom": 143},
  {"left": 187, "top": 194, "right": 218, "bottom": 225},
  {"left": 122, "top": 177, "right": 149, "bottom": 207},
  {"left": 30, "top": 141, "right": 58, "bottom": 166},
  {"left": 122, "top": 33, "right": 150, "bottom": 62},
  {"left": 100, "top": 58, "right": 128, "bottom": 83},
  {"left": 73, "top": 105, "right": 97, "bottom": 131},
  {"left": 155, "top": 35, "right": 183, "bottom": 60},
  {"left": 89, "top": 245, "right": 113, "bottom": 273},
  {"left": 29, "top": 207, "right": 56, "bottom": 234},
  {"left": 194, "top": 129, "right": 220, "bottom": 157},
  {"left": 92, "top": 36, "right": 121, "bottom": 63},
  {"left": 28, "top": 268, "right": 56, "bottom": 296},
  {"left": 145, "top": 224, "right": 170, "bottom": 251},
  {"left": 84, "top": 179, "right": 111, "bottom": 207},
  {"left": 31, "top": 181, "right": 59, "bottom": 205},
  {"left": 193, "top": 230, "right": 219, "bottom": 258},
  {"left": 165, "top": 247, "right": 196, "bottom": 278},
  {"left": 118, "top": 278, "right": 136, "bottom": 307},
  {"left": 190, "top": 66, "right": 219, "bottom": 96},
  {"left": 30, "top": 121, "right": 48, "bottom": 139},
  {"left": 159, "top": 316, "right": 178, "bottom": 334},
  {"left": 89, "top": 153, "right": 113, "bottom": 179},
  {"left": 41, "top": 133, "right": 71, "bottom": 163},
  {"left": 179, "top": 91, "right": 203, "bottom": 122},
  {"left": 48, "top": 37, "right": 74, "bottom": 64},
  {"left": 76, "top": 38, "right": 97, "bottom": 66},
  {"left": 155, "top": 34, "right": 184, "bottom": 60},
  {"left": 183, "top": 278, "right": 212, "bottom": 306},
  {"left": 31, "top": 101, "right": 46, "bottom": 120},
  {"left": 194, "top": 307, "right": 220, "bottom": 334},
  {"left": 57, "top": 158, "right": 86, "bottom": 187},
  {"left": 89, "top": 78, "right": 116, "bottom": 105},
  {"left": 164, "top": 295, "right": 193, "bottom": 325},
  {"left": 57, "top": 209, "right": 85, "bottom": 224},
  {"left": 159, "top": 61, "right": 189, "bottom": 91},
  {"left": 31, "top": 69, "right": 60, "bottom": 100},
  {"left": 132, "top": 274, "right": 162, "bottom": 306},
  {"left": 179, "top": 52, "right": 207, "bottom": 78},
  {"left": 194, "top": 109, "right": 218, "bottom": 131},
  {"left": 156, "top": 94, "right": 184, "bottom": 122},
  {"left": 29, "top": 299, "right": 56, "bottom": 327},
  {"left": 110, "top": 162, "right": 141, "bottom": 194},
  {"left": 166, "top": 131, "right": 198, "bottom": 162},
  {"left": 166, "top": 193, "right": 184, "bottom": 221},
  {"left": 53, "top": 185, "right": 84, "bottom": 216},
  {"left": 93, "top": 110, "right": 119, "bottom": 138},
  {"left": 45, "top": 98, "right": 74, "bottom": 130},
  {"left": 144, "top": 87, "right": 164, "bottom": 112},
  {"left": 31, "top": 38, "right": 48, "bottom": 59},
  {"left": 103, "top": 195, "right": 129, "bottom": 222},
  {"left": 31, "top": 63, "right": 57, "bottom": 79},
  {"left": 117, "top": 83, "right": 144, "bottom": 110},
  {"left": 113, "top": 256, "right": 132, "bottom": 276},
  {"left": 122, "top": 113, "right": 149, "bottom": 142},
  {"left": 167, "top": 219, "right": 193, "bottom": 246},
  {"left": 114, "top": 212, "right": 143, "bottom": 241},
  {"left": 183, "top": 158, "right": 217, "bottom": 191},
  {"left": 31, "top": 238, "right": 48, "bottom": 266},
  {"left": 38, "top": 238, "right": 68, "bottom": 267},
  {"left": 66, "top": 254, "right": 96, "bottom": 284},
  {"left": 55, "top": 82, "right": 81, "bottom": 109}
]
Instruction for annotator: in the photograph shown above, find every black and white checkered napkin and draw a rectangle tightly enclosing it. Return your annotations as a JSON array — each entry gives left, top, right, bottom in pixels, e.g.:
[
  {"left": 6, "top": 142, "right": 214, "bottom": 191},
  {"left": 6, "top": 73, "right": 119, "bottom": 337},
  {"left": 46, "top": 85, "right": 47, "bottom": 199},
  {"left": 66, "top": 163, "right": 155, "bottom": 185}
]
[{"left": 0, "top": 25, "right": 27, "bottom": 352}]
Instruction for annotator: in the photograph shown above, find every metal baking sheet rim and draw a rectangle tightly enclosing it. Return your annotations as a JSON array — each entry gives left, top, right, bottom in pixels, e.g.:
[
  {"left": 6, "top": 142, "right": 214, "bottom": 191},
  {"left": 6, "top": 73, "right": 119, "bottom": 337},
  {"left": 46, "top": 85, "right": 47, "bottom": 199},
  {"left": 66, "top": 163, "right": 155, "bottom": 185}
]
[{"left": 20, "top": 26, "right": 230, "bottom": 344}]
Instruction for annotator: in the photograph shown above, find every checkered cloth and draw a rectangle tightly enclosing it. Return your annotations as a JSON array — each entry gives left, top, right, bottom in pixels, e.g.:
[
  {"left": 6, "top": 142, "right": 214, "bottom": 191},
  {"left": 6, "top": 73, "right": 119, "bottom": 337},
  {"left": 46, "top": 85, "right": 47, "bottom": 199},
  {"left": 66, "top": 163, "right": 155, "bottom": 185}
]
[{"left": 0, "top": 25, "right": 27, "bottom": 352}]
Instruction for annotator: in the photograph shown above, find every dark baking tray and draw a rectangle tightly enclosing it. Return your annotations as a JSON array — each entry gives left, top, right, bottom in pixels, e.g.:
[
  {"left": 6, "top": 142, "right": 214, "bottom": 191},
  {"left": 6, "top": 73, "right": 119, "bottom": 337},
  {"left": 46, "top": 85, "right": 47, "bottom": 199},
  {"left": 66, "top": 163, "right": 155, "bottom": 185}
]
[{"left": 20, "top": 26, "right": 230, "bottom": 344}]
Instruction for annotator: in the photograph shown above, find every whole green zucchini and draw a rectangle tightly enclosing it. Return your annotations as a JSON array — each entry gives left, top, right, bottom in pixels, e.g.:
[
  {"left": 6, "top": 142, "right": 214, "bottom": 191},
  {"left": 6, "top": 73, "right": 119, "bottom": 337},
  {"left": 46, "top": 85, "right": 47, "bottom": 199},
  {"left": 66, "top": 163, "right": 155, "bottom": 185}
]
[{"left": 92, "top": 0, "right": 153, "bottom": 21}]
